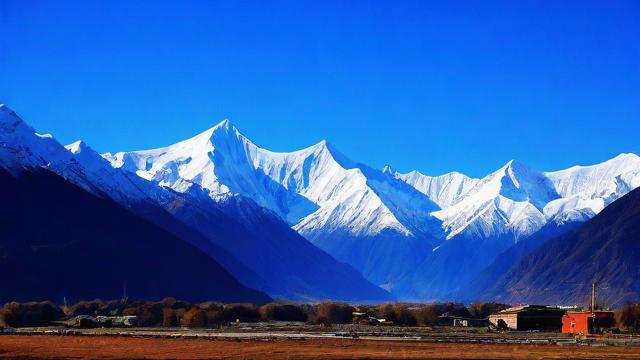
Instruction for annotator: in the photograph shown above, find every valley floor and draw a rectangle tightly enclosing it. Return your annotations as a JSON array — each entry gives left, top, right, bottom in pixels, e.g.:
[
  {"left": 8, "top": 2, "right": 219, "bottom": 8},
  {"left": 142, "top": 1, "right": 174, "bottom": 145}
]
[
  {"left": 2, "top": 334, "right": 640, "bottom": 359},
  {"left": 3, "top": 326, "right": 640, "bottom": 360}
]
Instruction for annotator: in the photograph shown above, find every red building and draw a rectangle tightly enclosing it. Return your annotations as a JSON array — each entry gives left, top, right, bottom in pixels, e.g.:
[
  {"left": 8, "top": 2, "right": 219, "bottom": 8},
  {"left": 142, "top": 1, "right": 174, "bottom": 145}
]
[{"left": 562, "top": 311, "right": 615, "bottom": 335}]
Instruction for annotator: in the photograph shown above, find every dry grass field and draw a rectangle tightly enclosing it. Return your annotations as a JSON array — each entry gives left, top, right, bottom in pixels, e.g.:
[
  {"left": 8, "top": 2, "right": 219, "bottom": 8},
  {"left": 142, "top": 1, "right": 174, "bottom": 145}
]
[{"left": 2, "top": 335, "right": 640, "bottom": 360}]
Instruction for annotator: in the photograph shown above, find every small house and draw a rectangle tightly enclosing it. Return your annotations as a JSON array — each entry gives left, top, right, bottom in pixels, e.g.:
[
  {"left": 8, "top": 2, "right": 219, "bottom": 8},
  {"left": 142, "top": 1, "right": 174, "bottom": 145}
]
[
  {"left": 562, "top": 311, "right": 615, "bottom": 335},
  {"left": 489, "top": 305, "right": 565, "bottom": 331},
  {"left": 437, "top": 312, "right": 488, "bottom": 327}
]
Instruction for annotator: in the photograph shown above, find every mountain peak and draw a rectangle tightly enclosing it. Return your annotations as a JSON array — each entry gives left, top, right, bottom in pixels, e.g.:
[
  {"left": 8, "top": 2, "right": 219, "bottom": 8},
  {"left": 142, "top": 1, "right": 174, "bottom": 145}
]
[
  {"left": 305, "top": 139, "right": 334, "bottom": 155},
  {"left": 208, "top": 118, "right": 239, "bottom": 135},
  {"left": 306, "top": 140, "right": 356, "bottom": 169},
  {"left": 495, "top": 159, "right": 539, "bottom": 180},
  {"left": 500, "top": 159, "right": 522, "bottom": 170},
  {"left": 216, "top": 118, "right": 233, "bottom": 129},
  {"left": 65, "top": 140, "right": 89, "bottom": 155},
  {"left": 167, "top": 118, "right": 249, "bottom": 153},
  {"left": 611, "top": 152, "right": 639, "bottom": 161},
  {"left": 310, "top": 139, "right": 329, "bottom": 149},
  {"left": 382, "top": 165, "right": 395, "bottom": 174}
]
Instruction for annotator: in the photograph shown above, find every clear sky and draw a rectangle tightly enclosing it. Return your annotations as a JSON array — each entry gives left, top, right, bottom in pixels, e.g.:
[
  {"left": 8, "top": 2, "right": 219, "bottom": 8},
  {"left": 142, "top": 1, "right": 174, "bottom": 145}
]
[{"left": 1, "top": 1, "right": 638, "bottom": 177}]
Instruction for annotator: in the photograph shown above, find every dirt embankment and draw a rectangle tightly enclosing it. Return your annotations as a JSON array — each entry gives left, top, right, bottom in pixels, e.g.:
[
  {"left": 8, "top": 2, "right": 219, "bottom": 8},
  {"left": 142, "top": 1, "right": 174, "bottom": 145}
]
[{"left": 2, "top": 335, "right": 640, "bottom": 360}]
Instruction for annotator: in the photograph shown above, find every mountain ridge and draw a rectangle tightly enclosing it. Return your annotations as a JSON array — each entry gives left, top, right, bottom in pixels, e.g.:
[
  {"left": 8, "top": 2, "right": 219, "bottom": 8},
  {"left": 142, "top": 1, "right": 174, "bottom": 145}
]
[
  {"left": 106, "top": 117, "right": 640, "bottom": 299},
  {"left": 4, "top": 103, "right": 640, "bottom": 302}
]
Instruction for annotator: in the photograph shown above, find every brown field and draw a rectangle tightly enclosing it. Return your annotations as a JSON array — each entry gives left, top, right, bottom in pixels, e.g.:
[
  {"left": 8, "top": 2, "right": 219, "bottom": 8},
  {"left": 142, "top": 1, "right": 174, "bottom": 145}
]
[{"left": 2, "top": 335, "right": 640, "bottom": 360}]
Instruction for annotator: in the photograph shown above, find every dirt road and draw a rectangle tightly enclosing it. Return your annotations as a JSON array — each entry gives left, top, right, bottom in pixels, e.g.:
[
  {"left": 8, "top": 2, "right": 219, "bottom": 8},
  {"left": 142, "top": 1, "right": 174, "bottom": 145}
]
[{"left": 2, "top": 335, "right": 640, "bottom": 359}]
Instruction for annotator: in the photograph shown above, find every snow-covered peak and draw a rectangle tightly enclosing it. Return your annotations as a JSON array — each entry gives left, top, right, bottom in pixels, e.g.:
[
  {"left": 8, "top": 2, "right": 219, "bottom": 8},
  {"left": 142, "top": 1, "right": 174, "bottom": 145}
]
[
  {"left": 110, "top": 119, "right": 439, "bottom": 238},
  {"left": 0, "top": 104, "right": 78, "bottom": 174},
  {"left": 480, "top": 160, "right": 559, "bottom": 211},
  {"left": 545, "top": 153, "right": 640, "bottom": 199},
  {"left": 542, "top": 153, "right": 640, "bottom": 221},
  {"left": 394, "top": 169, "right": 478, "bottom": 209},
  {"left": 430, "top": 160, "right": 559, "bottom": 240},
  {"left": 60, "top": 139, "right": 177, "bottom": 206},
  {"left": 65, "top": 140, "right": 89, "bottom": 154},
  {"left": 208, "top": 118, "right": 248, "bottom": 142},
  {"left": 171, "top": 118, "right": 249, "bottom": 153},
  {"left": 382, "top": 165, "right": 394, "bottom": 174},
  {"left": 65, "top": 139, "right": 117, "bottom": 173}
]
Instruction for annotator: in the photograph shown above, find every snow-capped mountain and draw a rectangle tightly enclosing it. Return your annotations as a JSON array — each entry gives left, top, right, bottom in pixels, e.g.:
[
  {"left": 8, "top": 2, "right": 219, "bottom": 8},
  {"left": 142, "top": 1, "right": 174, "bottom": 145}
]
[
  {"left": 5, "top": 102, "right": 640, "bottom": 302},
  {"left": 480, "top": 185, "right": 640, "bottom": 307},
  {"left": 0, "top": 105, "right": 390, "bottom": 302},
  {"left": 0, "top": 104, "right": 90, "bottom": 187},
  {"left": 432, "top": 160, "right": 560, "bottom": 241},
  {"left": 393, "top": 155, "right": 640, "bottom": 243},
  {"left": 543, "top": 153, "right": 640, "bottom": 223},
  {"left": 392, "top": 155, "right": 640, "bottom": 300},
  {"left": 108, "top": 120, "right": 439, "bottom": 238},
  {"left": 391, "top": 169, "right": 479, "bottom": 209},
  {"left": 1, "top": 104, "right": 172, "bottom": 208},
  {"left": 108, "top": 118, "right": 640, "bottom": 298},
  {"left": 108, "top": 120, "right": 443, "bottom": 287},
  {"left": 0, "top": 104, "right": 272, "bottom": 303}
]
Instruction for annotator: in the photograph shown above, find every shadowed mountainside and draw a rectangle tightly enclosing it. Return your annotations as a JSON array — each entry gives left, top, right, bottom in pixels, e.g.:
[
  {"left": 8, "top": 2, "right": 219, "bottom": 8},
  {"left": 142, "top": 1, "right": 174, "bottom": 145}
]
[
  {"left": 0, "top": 167, "right": 271, "bottom": 304},
  {"left": 482, "top": 187, "right": 640, "bottom": 306}
]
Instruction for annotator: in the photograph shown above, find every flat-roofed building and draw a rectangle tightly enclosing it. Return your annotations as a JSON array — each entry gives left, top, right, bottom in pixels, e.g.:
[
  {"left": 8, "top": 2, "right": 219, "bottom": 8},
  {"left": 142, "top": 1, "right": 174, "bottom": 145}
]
[
  {"left": 489, "top": 305, "right": 565, "bottom": 331},
  {"left": 562, "top": 311, "right": 615, "bottom": 335}
]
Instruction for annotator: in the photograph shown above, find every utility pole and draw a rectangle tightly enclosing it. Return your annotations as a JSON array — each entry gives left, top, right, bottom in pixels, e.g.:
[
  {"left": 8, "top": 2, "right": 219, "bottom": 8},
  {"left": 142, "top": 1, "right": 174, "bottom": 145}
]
[
  {"left": 591, "top": 282, "right": 596, "bottom": 313},
  {"left": 122, "top": 280, "right": 128, "bottom": 303}
]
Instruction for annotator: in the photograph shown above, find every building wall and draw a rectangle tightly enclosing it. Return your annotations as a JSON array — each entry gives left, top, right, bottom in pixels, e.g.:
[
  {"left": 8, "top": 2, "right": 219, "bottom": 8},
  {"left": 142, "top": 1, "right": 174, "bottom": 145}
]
[
  {"left": 562, "top": 313, "right": 590, "bottom": 334},
  {"left": 489, "top": 313, "right": 517, "bottom": 330},
  {"left": 517, "top": 312, "right": 564, "bottom": 331},
  {"left": 563, "top": 312, "right": 615, "bottom": 334},
  {"left": 490, "top": 310, "right": 564, "bottom": 331}
]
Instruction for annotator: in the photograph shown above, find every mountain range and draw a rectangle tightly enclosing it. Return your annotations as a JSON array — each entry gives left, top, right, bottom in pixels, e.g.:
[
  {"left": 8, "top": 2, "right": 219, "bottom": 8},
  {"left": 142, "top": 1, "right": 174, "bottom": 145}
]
[
  {"left": 481, "top": 185, "right": 640, "bottom": 307},
  {"left": 0, "top": 105, "right": 388, "bottom": 303},
  {"left": 2, "top": 103, "right": 640, "bottom": 305}
]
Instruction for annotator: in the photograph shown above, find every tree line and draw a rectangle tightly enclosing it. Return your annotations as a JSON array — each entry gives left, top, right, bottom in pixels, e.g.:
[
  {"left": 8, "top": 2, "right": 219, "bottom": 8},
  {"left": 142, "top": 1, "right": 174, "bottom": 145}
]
[{"left": 3, "top": 299, "right": 640, "bottom": 332}]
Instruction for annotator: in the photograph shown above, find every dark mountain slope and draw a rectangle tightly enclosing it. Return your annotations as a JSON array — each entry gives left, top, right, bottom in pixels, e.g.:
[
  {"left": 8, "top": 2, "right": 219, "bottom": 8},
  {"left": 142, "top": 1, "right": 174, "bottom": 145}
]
[
  {"left": 0, "top": 168, "right": 270, "bottom": 304},
  {"left": 483, "top": 187, "right": 640, "bottom": 307},
  {"left": 118, "top": 193, "right": 271, "bottom": 296},
  {"left": 168, "top": 193, "right": 394, "bottom": 302},
  {"left": 459, "top": 220, "right": 582, "bottom": 302},
  {"left": 0, "top": 104, "right": 388, "bottom": 303},
  {"left": 393, "top": 232, "right": 516, "bottom": 301}
]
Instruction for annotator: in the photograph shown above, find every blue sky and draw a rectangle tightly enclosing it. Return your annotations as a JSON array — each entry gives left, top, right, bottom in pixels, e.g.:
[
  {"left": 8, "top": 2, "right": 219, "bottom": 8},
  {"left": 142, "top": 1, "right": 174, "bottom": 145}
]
[{"left": 1, "top": 1, "right": 638, "bottom": 177}]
